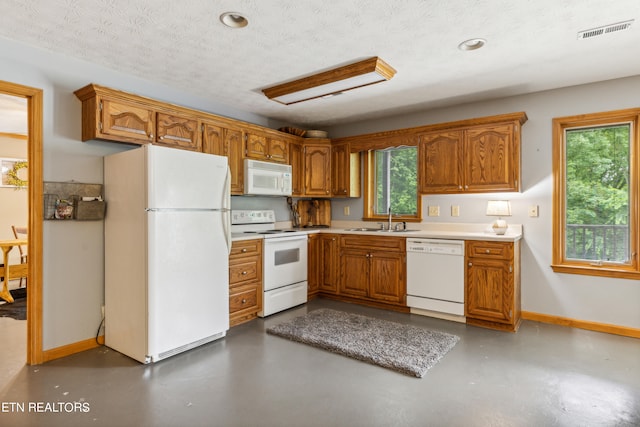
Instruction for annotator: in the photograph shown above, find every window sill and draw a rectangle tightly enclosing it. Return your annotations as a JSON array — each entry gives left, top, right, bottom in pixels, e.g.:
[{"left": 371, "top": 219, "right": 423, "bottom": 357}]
[{"left": 551, "top": 263, "right": 640, "bottom": 280}]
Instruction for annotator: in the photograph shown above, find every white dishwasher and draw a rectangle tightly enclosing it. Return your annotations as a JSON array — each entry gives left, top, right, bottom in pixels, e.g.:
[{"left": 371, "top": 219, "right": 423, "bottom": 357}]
[{"left": 406, "top": 238, "right": 465, "bottom": 322}]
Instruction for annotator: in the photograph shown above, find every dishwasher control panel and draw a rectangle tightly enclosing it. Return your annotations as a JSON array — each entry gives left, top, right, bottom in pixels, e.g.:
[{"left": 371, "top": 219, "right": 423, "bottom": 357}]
[{"left": 406, "top": 238, "right": 464, "bottom": 255}]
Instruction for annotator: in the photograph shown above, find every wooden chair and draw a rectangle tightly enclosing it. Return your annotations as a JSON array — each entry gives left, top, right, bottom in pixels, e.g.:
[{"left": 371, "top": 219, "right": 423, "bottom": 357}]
[{"left": 11, "top": 225, "right": 27, "bottom": 287}]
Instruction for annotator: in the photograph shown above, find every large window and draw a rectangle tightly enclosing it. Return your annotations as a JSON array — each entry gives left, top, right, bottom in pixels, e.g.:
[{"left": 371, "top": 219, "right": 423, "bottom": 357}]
[
  {"left": 552, "top": 108, "right": 639, "bottom": 279},
  {"left": 364, "top": 146, "right": 421, "bottom": 221}
]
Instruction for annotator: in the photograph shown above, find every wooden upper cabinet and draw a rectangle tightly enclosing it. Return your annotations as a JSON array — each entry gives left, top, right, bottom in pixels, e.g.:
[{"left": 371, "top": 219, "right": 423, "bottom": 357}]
[
  {"left": 289, "top": 141, "right": 304, "bottom": 196},
  {"left": 245, "top": 132, "right": 289, "bottom": 163},
  {"left": 464, "top": 123, "right": 518, "bottom": 192},
  {"left": 201, "top": 122, "right": 225, "bottom": 156},
  {"left": 419, "top": 131, "right": 464, "bottom": 193},
  {"left": 267, "top": 137, "right": 289, "bottom": 163},
  {"left": 226, "top": 128, "right": 244, "bottom": 195},
  {"left": 245, "top": 132, "right": 268, "bottom": 159},
  {"left": 156, "top": 112, "right": 201, "bottom": 151},
  {"left": 331, "top": 142, "right": 361, "bottom": 198},
  {"left": 419, "top": 119, "right": 522, "bottom": 194},
  {"left": 304, "top": 143, "right": 331, "bottom": 196},
  {"left": 99, "top": 98, "right": 155, "bottom": 144}
]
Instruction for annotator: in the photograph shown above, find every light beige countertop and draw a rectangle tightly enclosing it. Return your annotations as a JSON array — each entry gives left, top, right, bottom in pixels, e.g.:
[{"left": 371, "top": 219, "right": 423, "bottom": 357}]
[{"left": 231, "top": 221, "right": 522, "bottom": 242}]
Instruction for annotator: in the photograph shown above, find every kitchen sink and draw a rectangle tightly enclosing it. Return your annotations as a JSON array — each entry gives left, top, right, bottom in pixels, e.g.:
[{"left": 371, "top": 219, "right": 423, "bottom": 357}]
[
  {"left": 344, "top": 228, "right": 383, "bottom": 232},
  {"left": 344, "top": 228, "right": 419, "bottom": 233}
]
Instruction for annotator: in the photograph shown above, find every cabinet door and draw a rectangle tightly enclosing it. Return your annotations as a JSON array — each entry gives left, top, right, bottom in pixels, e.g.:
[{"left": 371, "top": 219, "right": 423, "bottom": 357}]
[
  {"left": 320, "top": 234, "right": 339, "bottom": 293},
  {"left": 304, "top": 144, "right": 331, "bottom": 197},
  {"left": 369, "top": 251, "right": 405, "bottom": 303},
  {"left": 267, "top": 138, "right": 289, "bottom": 163},
  {"left": 466, "top": 258, "right": 513, "bottom": 323},
  {"left": 339, "top": 248, "right": 370, "bottom": 297},
  {"left": 419, "top": 131, "right": 464, "bottom": 193},
  {"left": 289, "top": 142, "right": 304, "bottom": 196},
  {"left": 245, "top": 133, "right": 269, "bottom": 160},
  {"left": 226, "top": 129, "right": 244, "bottom": 194},
  {"left": 156, "top": 113, "right": 200, "bottom": 151},
  {"left": 101, "top": 98, "right": 155, "bottom": 143},
  {"left": 464, "top": 124, "right": 518, "bottom": 192},
  {"left": 331, "top": 143, "right": 349, "bottom": 196},
  {"left": 202, "top": 123, "right": 224, "bottom": 155},
  {"left": 307, "top": 234, "right": 321, "bottom": 295}
]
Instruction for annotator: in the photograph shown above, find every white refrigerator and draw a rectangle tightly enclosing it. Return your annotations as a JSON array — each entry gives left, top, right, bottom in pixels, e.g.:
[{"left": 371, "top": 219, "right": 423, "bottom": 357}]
[{"left": 104, "top": 144, "right": 231, "bottom": 363}]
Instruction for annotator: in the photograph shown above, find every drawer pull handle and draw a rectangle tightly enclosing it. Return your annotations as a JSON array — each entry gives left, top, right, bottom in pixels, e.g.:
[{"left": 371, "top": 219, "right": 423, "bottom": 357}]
[
  {"left": 241, "top": 299, "right": 247, "bottom": 304},
  {"left": 241, "top": 248, "right": 248, "bottom": 253},
  {"left": 486, "top": 249, "right": 491, "bottom": 253},
  {"left": 241, "top": 271, "right": 248, "bottom": 275}
]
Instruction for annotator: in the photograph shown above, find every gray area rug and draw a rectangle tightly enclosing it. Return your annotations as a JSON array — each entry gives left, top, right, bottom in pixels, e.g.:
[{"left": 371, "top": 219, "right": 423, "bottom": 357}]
[{"left": 267, "top": 308, "right": 459, "bottom": 377}]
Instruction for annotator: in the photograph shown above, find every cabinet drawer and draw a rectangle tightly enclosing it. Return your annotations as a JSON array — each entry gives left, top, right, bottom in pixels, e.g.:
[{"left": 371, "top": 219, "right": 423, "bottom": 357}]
[
  {"left": 466, "top": 241, "right": 512, "bottom": 259},
  {"left": 229, "top": 284, "right": 260, "bottom": 313},
  {"left": 230, "top": 239, "right": 262, "bottom": 258},
  {"left": 229, "top": 259, "right": 260, "bottom": 284},
  {"left": 340, "top": 235, "right": 405, "bottom": 252}
]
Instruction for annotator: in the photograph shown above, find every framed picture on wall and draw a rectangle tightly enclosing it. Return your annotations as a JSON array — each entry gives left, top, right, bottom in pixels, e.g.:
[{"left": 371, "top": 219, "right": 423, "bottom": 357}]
[{"left": 0, "top": 158, "right": 28, "bottom": 188}]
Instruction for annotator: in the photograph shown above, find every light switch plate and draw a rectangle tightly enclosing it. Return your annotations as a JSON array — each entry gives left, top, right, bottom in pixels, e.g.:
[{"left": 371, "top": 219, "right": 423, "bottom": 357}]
[
  {"left": 428, "top": 205, "right": 440, "bottom": 217},
  {"left": 343, "top": 206, "right": 350, "bottom": 216},
  {"left": 528, "top": 205, "right": 539, "bottom": 217},
  {"left": 451, "top": 205, "right": 460, "bottom": 217}
]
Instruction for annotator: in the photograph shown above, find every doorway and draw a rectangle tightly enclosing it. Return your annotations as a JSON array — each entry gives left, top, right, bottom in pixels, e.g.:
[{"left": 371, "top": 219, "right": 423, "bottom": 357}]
[{"left": 0, "top": 80, "right": 43, "bottom": 365}]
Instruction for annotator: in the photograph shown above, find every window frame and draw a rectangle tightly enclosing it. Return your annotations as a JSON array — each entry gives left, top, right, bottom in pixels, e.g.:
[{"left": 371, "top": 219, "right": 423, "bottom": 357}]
[
  {"left": 552, "top": 108, "right": 640, "bottom": 279},
  {"left": 363, "top": 146, "right": 422, "bottom": 222}
]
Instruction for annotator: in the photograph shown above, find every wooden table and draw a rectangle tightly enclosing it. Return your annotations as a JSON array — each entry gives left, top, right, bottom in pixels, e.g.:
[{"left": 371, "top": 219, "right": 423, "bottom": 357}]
[{"left": 0, "top": 239, "right": 28, "bottom": 303}]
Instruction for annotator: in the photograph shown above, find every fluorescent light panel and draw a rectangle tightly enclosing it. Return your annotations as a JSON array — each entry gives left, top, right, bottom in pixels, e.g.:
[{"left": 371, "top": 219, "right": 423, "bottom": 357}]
[{"left": 262, "top": 57, "right": 396, "bottom": 105}]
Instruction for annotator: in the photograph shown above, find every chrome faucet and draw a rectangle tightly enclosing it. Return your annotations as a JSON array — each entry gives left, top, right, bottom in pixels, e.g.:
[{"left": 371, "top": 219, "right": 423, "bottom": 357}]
[{"left": 387, "top": 207, "right": 393, "bottom": 231}]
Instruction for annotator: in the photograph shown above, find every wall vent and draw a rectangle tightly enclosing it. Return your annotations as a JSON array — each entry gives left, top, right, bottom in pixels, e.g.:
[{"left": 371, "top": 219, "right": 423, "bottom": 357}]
[{"left": 578, "top": 20, "right": 634, "bottom": 40}]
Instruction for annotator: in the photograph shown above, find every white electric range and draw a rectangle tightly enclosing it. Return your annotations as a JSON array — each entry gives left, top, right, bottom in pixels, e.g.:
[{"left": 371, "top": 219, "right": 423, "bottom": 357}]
[{"left": 231, "top": 210, "right": 308, "bottom": 317}]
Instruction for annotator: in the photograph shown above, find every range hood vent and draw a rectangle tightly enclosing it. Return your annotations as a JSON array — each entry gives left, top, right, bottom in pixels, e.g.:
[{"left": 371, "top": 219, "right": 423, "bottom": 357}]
[{"left": 578, "top": 20, "right": 634, "bottom": 40}]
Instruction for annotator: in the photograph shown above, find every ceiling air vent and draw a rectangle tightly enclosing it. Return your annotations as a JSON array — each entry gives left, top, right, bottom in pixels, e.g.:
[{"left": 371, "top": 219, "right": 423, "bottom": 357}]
[{"left": 578, "top": 19, "right": 634, "bottom": 40}]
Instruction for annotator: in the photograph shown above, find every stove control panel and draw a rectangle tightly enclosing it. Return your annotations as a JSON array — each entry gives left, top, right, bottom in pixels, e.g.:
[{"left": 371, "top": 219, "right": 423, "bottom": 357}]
[{"left": 231, "top": 210, "right": 276, "bottom": 225}]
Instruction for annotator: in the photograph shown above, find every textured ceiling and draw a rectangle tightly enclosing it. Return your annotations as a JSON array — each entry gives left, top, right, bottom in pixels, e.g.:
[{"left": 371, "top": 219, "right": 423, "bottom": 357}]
[{"left": 0, "top": 0, "right": 639, "bottom": 128}]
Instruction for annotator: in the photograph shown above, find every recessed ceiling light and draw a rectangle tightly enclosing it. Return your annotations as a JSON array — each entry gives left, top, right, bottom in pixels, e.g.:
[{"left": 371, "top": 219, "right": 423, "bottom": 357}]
[
  {"left": 220, "top": 12, "right": 248, "bottom": 28},
  {"left": 458, "top": 38, "right": 486, "bottom": 51}
]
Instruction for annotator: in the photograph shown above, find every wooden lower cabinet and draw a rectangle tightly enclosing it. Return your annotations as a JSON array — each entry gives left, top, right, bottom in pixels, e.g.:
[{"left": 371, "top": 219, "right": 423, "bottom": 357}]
[
  {"left": 338, "top": 235, "right": 406, "bottom": 309},
  {"left": 465, "top": 240, "right": 521, "bottom": 332},
  {"left": 229, "top": 239, "right": 263, "bottom": 326},
  {"left": 308, "top": 233, "right": 339, "bottom": 298}
]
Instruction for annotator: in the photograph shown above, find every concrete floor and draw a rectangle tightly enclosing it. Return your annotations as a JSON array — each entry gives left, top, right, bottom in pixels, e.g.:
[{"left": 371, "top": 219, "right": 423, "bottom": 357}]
[{"left": 1, "top": 298, "right": 639, "bottom": 427}]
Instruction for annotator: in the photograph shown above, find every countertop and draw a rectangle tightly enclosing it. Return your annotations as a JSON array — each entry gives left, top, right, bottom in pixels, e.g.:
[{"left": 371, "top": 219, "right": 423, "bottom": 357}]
[{"left": 231, "top": 221, "right": 522, "bottom": 243}]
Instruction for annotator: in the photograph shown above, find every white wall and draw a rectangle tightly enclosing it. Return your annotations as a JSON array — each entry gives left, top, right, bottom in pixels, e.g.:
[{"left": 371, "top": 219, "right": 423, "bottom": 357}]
[
  {"left": 0, "top": 36, "right": 287, "bottom": 350},
  {"left": 329, "top": 75, "right": 640, "bottom": 329}
]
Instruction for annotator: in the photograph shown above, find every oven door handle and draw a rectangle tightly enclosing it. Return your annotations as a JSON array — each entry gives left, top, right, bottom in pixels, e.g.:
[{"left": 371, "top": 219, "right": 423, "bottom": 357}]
[{"left": 263, "top": 235, "right": 308, "bottom": 244}]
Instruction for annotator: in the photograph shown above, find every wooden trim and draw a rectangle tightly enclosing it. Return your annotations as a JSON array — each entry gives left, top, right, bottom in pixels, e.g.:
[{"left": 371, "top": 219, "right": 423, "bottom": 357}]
[
  {"left": 521, "top": 311, "right": 640, "bottom": 339},
  {"left": 0, "top": 132, "right": 28, "bottom": 140},
  {"left": 42, "top": 336, "right": 104, "bottom": 363},
  {"left": 334, "top": 111, "right": 528, "bottom": 153},
  {"left": 0, "top": 80, "right": 44, "bottom": 365}
]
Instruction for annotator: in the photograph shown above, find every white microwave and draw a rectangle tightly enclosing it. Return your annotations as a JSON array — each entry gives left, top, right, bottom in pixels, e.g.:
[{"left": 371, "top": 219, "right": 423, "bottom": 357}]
[{"left": 244, "top": 159, "right": 292, "bottom": 196}]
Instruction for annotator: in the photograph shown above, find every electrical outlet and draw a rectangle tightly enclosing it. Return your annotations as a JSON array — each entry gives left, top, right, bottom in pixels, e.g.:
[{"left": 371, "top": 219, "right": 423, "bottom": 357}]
[
  {"left": 428, "top": 205, "right": 440, "bottom": 217},
  {"left": 343, "top": 206, "right": 350, "bottom": 216},
  {"left": 451, "top": 205, "right": 460, "bottom": 217},
  {"left": 528, "top": 205, "right": 539, "bottom": 217}
]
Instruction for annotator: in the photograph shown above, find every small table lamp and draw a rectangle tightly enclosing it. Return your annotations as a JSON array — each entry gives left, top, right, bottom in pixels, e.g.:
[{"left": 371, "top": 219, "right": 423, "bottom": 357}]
[{"left": 486, "top": 200, "right": 511, "bottom": 235}]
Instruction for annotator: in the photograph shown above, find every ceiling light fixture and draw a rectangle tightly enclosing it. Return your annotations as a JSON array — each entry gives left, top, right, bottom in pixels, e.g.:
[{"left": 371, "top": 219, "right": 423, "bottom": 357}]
[
  {"left": 458, "top": 38, "right": 486, "bottom": 51},
  {"left": 220, "top": 12, "right": 248, "bottom": 28},
  {"left": 262, "top": 57, "right": 396, "bottom": 105}
]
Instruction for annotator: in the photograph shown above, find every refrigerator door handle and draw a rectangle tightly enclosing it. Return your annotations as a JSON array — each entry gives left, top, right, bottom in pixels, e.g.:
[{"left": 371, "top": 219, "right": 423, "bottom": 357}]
[{"left": 222, "top": 166, "right": 232, "bottom": 254}]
